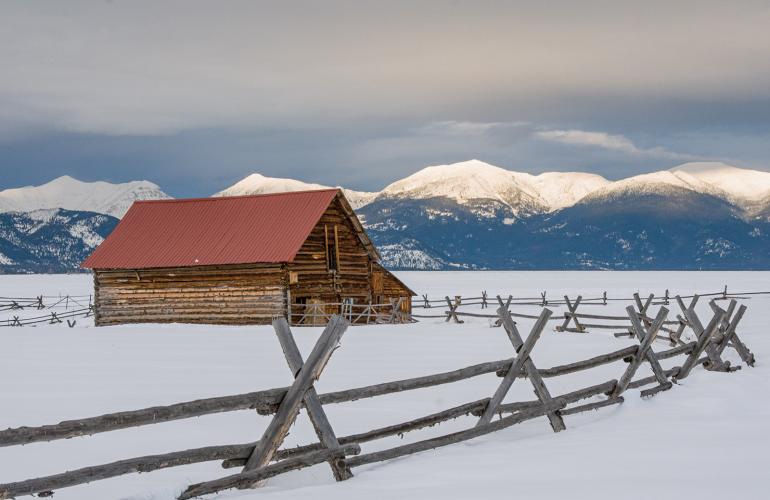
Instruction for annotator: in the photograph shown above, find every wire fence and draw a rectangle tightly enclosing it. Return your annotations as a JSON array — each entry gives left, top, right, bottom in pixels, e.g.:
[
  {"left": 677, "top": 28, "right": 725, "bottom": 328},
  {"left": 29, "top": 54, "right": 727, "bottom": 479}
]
[{"left": 0, "top": 294, "right": 94, "bottom": 327}]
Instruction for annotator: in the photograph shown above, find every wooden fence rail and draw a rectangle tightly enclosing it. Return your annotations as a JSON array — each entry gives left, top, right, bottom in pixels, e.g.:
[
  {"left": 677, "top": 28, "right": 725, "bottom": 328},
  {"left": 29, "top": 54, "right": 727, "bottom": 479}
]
[{"left": 0, "top": 299, "right": 757, "bottom": 500}]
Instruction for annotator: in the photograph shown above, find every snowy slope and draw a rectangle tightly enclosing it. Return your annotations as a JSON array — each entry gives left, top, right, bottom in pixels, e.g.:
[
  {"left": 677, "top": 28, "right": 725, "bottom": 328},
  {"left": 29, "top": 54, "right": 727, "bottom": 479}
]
[
  {"left": 524, "top": 171, "right": 609, "bottom": 209},
  {"left": 579, "top": 169, "right": 736, "bottom": 205},
  {"left": 377, "top": 160, "right": 609, "bottom": 213},
  {"left": 581, "top": 163, "right": 770, "bottom": 211},
  {"left": 0, "top": 271, "right": 768, "bottom": 499},
  {"left": 0, "top": 176, "right": 170, "bottom": 218},
  {"left": 671, "top": 162, "right": 770, "bottom": 202},
  {"left": 213, "top": 173, "right": 377, "bottom": 209}
]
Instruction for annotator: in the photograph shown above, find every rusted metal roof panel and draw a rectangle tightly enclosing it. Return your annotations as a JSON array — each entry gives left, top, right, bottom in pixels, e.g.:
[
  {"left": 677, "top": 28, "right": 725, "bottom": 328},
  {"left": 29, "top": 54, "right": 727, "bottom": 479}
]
[{"left": 82, "top": 189, "right": 339, "bottom": 269}]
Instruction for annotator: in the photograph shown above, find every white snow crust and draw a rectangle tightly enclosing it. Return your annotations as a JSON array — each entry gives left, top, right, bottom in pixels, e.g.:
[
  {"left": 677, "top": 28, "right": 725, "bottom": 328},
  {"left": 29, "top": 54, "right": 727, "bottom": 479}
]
[{"left": 0, "top": 271, "right": 767, "bottom": 500}]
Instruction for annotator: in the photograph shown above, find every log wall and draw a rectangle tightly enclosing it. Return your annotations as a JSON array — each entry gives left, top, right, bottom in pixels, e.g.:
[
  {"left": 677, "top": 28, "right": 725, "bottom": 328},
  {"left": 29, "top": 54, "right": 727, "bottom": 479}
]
[
  {"left": 378, "top": 265, "right": 413, "bottom": 313},
  {"left": 93, "top": 264, "right": 286, "bottom": 326}
]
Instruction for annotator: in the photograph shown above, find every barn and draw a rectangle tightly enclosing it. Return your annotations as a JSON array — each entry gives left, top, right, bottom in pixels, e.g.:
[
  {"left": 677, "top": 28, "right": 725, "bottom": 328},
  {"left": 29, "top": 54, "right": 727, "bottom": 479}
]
[{"left": 81, "top": 189, "right": 414, "bottom": 326}]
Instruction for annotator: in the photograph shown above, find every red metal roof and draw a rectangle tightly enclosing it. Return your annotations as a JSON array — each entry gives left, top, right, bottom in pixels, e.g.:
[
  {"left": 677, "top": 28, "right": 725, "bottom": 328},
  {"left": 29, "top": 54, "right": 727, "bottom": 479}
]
[{"left": 82, "top": 189, "right": 340, "bottom": 269}]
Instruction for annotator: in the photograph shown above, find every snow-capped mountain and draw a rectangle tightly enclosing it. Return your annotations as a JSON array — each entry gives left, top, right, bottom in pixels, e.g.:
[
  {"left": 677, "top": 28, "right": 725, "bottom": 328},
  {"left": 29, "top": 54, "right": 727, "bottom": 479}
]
[
  {"left": 0, "top": 209, "right": 119, "bottom": 273},
  {"left": 579, "top": 170, "right": 724, "bottom": 205},
  {"left": 581, "top": 162, "right": 770, "bottom": 211},
  {"left": 670, "top": 162, "right": 770, "bottom": 214},
  {"left": 3, "top": 159, "right": 770, "bottom": 273},
  {"left": 376, "top": 159, "right": 609, "bottom": 215},
  {"left": 357, "top": 159, "right": 770, "bottom": 270},
  {"left": 213, "top": 173, "right": 377, "bottom": 209},
  {"left": 0, "top": 176, "right": 171, "bottom": 218}
]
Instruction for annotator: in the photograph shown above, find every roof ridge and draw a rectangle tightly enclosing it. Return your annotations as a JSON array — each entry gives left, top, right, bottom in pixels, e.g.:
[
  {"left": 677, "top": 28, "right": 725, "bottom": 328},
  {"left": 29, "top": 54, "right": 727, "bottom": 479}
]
[{"left": 135, "top": 188, "right": 341, "bottom": 204}]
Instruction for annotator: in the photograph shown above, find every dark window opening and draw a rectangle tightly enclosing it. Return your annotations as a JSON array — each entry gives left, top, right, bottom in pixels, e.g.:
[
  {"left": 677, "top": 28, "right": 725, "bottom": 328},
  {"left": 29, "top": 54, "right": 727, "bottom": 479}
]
[{"left": 325, "top": 224, "right": 339, "bottom": 272}]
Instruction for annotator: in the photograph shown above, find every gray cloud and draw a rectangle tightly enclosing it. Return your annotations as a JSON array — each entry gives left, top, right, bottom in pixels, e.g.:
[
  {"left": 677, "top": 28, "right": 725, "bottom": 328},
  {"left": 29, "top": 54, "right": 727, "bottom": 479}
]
[
  {"left": 2, "top": 1, "right": 770, "bottom": 135},
  {"left": 532, "top": 129, "right": 696, "bottom": 161},
  {"left": 0, "top": 0, "right": 768, "bottom": 193}
]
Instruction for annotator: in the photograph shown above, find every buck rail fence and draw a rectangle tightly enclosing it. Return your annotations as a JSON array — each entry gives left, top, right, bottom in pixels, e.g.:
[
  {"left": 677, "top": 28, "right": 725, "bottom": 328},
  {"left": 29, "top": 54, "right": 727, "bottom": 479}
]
[
  {"left": 0, "top": 292, "right": 757, "bottom": 499},
  {"left": 1, "top": 295, "right": 412, "bottom": 328}
]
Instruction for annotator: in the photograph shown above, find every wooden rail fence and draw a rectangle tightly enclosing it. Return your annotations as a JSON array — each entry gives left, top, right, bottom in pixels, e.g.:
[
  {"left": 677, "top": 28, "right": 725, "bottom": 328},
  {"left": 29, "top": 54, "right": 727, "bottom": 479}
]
[
  {"left": 0, "top": 294, "right": 757, "bottom": 499},
  {"left": 1, "top": 295, "right": 410, "bottom": 328}
]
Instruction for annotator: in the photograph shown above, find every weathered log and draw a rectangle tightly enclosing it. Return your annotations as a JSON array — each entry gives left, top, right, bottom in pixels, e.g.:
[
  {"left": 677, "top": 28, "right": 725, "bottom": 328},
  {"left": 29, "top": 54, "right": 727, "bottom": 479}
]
[
  {"left": 0, "top": 443, "right": 259, "bottom": 499},
  {"left": 242, "top": 316, "right": 348, "bottom": 478},
  {"left": 626, "top": 305, "right": 673, "bottom": 392},
  {"left": 477, "top": 309, "right": 550, "bottom": 426},
  {"left": 656, "top": 341, "right": 696, "bottom": 360},
  {"left": 0, "top": 390, "right": 286, "bottom": 448},
  {"left": 178, "top": 444, "right": 361, "bottom": 500},
  {"left": 676, "top": 295, "right": 727, "bottom": 371},
  {"left": 675, "top": 303, "right": 725, "bottom": 380},
  {"left": 610, "top": 307, "right": 669, "bottom": 398},
  {"left": 222, "top": 399, "right": 491, "bottom": 469},
  {"left": 560, "top": 397, "right": 624, "bottom": 416},
  {"left": 640, "top": 383, "right": 671, "bottom": 398},
  {"left": 495, "top": 345, "right": 639, "bottom": 379},
  {"left": 346, "top": 400, "right": 567, "bottom": 469},
  {"left": 487, "top": 380, "right": 617, "bottom": 415},
  {"left": 497, "top": 307, "right": 565, "bottom": 432},
  {"left": 316, "top": 358, "right": 511, "bottom": 405},
  {"left": 272, "top": 318, "right": 351, "bottom": 481},
  {"left": 710, "top": 302, "right": 754, "bottom": 366}
]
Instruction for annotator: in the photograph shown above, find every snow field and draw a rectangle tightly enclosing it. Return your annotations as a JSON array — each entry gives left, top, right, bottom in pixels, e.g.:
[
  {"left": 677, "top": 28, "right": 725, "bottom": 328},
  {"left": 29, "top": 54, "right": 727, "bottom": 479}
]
[{"left": 0, "top": 271, "right": 768, "bottom": 500}]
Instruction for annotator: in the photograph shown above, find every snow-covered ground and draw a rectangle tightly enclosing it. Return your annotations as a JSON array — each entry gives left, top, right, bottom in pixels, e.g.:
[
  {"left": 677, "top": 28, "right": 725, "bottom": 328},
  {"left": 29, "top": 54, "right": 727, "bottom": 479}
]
[{"left": 0, "top": 271, "right": 768, "bottom": 500}]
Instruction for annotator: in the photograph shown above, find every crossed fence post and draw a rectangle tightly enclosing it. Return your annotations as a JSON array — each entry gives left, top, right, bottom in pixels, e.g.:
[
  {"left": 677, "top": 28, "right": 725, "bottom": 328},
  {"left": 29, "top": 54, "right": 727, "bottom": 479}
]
[
  {"left": 620, "top": 306, "right": 673, "bottom": 397},
  {"left": 675, "top": 295, "right": 734, "bottom": 373},
  {"left": 179, "top": 315, "right": 353, "bottom": 498},
  {"left": 674, "top": 301, "right": 726, "bottom": 380},
  {"left": 556, "top": 295, "right": 584, "bottom": 332},
  {"left": 709, "top": 299, "right": 754, "bottom": 367},
  {"left": 610, "top": 306, "right": 672, "bottom": 398},
  {"left": 445, "top": 296, "right": 463, "bottom": 323},
  {"left": 272, "top": 317, "right": 352, "bottom": 481},
  {"left": 479, "top": 307, "right": 566, "bottom": 432}
]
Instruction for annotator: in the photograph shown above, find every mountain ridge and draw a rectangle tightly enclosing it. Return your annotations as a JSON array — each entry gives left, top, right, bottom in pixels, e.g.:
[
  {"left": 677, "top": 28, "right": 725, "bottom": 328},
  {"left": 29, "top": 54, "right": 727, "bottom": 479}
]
[
  {"left": 0, "top": 175, "right": 171, "bottom": 218},
  {"left": 1, "top": 160, "right": 769, "bottom": 273}
]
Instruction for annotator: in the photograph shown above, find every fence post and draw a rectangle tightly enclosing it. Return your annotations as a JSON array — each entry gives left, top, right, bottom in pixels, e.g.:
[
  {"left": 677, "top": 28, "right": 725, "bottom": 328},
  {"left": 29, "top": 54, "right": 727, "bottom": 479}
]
[
  {"left": 709, "top": 300, "right": 754, "bottom": 367},
  {"left": 272, "top": 318, "right": 352, "bottom": 481},
  {"left": 557, "top": 295, "right": 583, "bottom": 332},
  {"left": 495, "top": 307, "right": 565, "bottom": 432},
  {"left": 674, "top": 301, "right": 725, "bottom": 380},
  {"left": 445, "top": 296, "right": 463, "bottom": 323},
  {"left": 477, "top": 308, "right": 553, "bottom": 426},
  {"left": 611, "top": 306, "right": 669, "bottom": 398},
  {"left": 241, "top": 316, "right": 349, "bottom": 483}
]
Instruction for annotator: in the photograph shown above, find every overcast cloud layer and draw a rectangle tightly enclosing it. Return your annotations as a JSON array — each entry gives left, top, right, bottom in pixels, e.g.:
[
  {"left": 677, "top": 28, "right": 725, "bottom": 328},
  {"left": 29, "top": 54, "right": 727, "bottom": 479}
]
[{"left": 1, "top": 0, "right": 769, "bottom": 196}]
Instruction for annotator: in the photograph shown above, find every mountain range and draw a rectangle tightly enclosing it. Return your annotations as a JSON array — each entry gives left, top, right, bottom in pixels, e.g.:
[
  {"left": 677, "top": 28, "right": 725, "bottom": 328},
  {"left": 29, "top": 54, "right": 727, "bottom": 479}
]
[{"left": 1, "top": 160, "right": 769, "bottom": 273}]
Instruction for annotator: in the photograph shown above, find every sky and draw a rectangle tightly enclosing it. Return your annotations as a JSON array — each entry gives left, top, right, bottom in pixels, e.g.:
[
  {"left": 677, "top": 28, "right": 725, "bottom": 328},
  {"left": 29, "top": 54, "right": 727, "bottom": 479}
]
[{"left": 1, "top": 0, "right": 769, "bottom": 197}]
